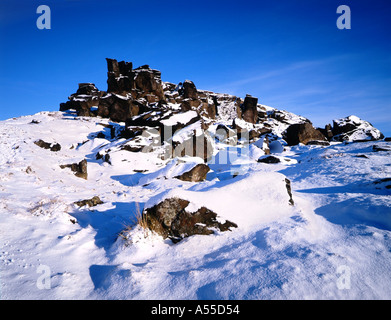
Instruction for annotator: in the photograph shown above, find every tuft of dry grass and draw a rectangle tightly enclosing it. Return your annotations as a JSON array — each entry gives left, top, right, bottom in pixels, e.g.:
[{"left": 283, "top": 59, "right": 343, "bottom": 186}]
[
  {"left": 134, "top": 201, "right": 149, "bottom": 230},
  {"left": 117, "top": 201, "right": 152, "bottom": 245}
]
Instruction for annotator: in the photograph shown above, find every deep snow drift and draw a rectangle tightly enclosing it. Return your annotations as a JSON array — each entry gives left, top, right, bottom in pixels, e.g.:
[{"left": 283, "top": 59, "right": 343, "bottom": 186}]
[{"left": 0, "top": 110, "right": 390, "bottom": 299}]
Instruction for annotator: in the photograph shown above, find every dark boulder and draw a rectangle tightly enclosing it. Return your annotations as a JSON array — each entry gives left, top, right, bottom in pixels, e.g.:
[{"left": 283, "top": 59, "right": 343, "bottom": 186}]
[
  {"left": 74, "top": 196, "right": 103, "bottom": 207},
  {"left": 257, "top": 155, "right": 281, "bottom": 164},
  {"left": 34, "top": 139, "right": 61, "bottom": 152},
  {"left": 283, "top": 123, "right": 327, "bottom": 146},
  {"left": 175, "top": 164, "right": 210, "bottom": 182},
  {"left": 60, "top": 159, "right": 88, "bottom": 180},
  {"left": 143, "top": 197, "right": 237, "bottom": 243},
  {"left": 181, "top": 80, "right": 198, "bottom": 100}
]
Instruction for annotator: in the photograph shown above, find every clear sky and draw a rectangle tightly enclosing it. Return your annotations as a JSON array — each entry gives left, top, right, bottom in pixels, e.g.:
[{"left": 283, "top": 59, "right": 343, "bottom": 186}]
[{"left": 1, "top": 0, "right": 390, "bottom": 136}]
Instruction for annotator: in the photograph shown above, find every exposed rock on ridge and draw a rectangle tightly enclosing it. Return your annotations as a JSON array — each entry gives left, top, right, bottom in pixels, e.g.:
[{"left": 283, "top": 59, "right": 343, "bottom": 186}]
[{"left": 59, "top": 58, "right": 384, "bottom": 153}]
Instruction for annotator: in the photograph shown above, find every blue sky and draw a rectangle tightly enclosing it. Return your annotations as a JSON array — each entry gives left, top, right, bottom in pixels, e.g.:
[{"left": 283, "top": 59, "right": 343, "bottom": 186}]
[{"left": 0, "top": 0, "right": 390, "bottom": 136}]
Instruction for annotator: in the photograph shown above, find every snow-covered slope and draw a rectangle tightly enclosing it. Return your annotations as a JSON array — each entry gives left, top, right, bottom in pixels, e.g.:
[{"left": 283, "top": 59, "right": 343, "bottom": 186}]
[{"left": 1, "top": 111, "right": 390, "bottom": 299}]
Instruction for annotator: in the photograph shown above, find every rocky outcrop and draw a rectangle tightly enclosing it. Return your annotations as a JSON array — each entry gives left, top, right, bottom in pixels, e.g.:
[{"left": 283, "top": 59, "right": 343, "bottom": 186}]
[
  {"left": 143, "top": 197, "right": 237, "bottom": 243},
  {"left": 59, "top": 58, "right": 385, "bottom": 166},
  {"left": 59, "top": 83, "right": 104, "bottom": 117},
  {"left": 283, "top": 123, "right": 327, "bottom": 146},
  {"left": 60, "top": 58, "right": 241, "bottom": 126},
  {"left": 330, "top": 116, "right": 384, "bottom": 142}
]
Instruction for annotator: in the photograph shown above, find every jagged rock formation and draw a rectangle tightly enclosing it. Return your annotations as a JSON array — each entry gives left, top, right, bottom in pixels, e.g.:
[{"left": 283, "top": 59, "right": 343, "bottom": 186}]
[
  {"left": 59, "top": 58, "right": 384, "bottom": 162},
  {"left": 60, "top": 58, "right": 244, "bottom": 126}
]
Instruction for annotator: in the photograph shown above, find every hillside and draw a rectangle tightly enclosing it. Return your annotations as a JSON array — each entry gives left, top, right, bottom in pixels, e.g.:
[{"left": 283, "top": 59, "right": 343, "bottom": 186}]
[{"left": 0, "top": 59, "right": 390, "bottom": 299}]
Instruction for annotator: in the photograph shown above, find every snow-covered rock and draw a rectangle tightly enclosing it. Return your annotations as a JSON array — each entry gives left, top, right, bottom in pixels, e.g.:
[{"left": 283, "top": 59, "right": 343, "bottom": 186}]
[{"left": 331, "top": 115, "right": 384, "bottom": 142}]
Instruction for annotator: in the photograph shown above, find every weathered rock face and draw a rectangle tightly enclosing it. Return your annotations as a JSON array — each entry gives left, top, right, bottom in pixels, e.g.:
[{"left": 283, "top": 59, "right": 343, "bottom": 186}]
[
  {"left": 106, "top": 58, "right": 133, "bottom": 94},
  {"left": 175, "top": 164, "right": 210, "bottom": 182},
  {"left": 143, "top": 197, "right": 237, "bottom": 243},
  {"left": 133, "top": 65, "right": 165, "bottom": 102},
  {"left": 98, "top": 94, "right": 140, "bottom": 123},
  {"left": 283, "top": 123, "right": 327, "bottom": 146},
  {"left": 181, "top": 80, "right": 198, "bottom": 100},
  {"left": 241, "top": 95, "right": 258, "bottom": 124}
]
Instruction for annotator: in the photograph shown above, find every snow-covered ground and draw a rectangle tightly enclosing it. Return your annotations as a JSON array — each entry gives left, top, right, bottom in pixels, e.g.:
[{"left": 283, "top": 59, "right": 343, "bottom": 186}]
[{"left": 1, "top": 111, "right": 390, "bottom": 299}]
